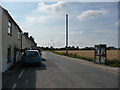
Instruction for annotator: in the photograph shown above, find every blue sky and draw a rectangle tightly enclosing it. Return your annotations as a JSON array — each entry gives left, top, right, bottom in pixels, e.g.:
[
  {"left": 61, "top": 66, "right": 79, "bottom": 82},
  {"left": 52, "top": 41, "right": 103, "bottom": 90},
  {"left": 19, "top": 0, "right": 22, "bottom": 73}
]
[{"left": 1, "top": 2, "right": 118, "bottom": 48}]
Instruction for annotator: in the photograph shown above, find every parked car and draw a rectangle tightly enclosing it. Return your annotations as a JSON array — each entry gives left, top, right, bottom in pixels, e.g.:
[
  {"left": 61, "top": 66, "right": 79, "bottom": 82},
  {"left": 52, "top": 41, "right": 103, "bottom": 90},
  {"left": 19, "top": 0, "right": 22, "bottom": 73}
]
[
  {"left": 21, "top": 50, "right": 42, "bottom": 66},
  {"left": 31, "top": 48, "right": 42, "bottom": 55}
]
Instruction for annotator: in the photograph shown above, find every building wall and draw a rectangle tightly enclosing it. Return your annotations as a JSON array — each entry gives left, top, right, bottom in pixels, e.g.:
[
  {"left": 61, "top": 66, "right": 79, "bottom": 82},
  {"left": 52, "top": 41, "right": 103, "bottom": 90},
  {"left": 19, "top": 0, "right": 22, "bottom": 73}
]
[
  {"left": 22, "top": 35, "right": 37, "bottom": 50},
  {"left": 0, "top": 7, "right": 2, "bottom": 71},
  {"left": 0, "top": 6, "right": 2, "bottom": 89},
  {"left": 1, "top": 6, "right": 37, "bottom": 72},
  {"left": 2, "top": 9, "right": 21, "bottom": 72},
  {"left": 31, "top": 40, "right": 37, "bottom": 49},
  {"left": 22, "top": 35, "right": 31, "bottom": 50}
]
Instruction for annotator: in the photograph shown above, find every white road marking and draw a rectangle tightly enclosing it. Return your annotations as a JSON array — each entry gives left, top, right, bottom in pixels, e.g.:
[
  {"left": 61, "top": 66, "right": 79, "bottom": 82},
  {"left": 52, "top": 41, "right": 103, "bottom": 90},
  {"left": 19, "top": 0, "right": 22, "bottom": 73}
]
[
  {"left": 18, "top": 69, "right": 24, "bottom": 79},
  {"left": 12, "top": 83, "right": 17, "bottom": 89}
]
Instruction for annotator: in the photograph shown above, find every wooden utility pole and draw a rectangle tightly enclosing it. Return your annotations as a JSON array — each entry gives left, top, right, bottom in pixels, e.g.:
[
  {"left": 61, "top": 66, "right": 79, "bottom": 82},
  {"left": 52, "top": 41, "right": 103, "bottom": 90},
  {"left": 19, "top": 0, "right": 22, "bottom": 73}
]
[{"left": 66, "top": 14, "right": 68, "bottom": 55}]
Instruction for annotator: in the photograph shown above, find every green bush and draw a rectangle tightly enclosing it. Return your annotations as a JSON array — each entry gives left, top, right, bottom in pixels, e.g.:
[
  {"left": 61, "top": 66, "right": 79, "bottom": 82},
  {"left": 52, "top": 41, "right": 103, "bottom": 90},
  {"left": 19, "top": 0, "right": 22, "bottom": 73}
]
[{"left": 106, "top": 60, "right": 120, "bottom": 67}]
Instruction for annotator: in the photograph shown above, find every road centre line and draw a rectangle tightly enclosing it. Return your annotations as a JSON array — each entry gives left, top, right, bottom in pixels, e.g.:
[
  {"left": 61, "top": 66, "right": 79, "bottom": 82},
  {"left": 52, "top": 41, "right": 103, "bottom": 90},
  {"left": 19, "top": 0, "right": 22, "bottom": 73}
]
[
  {"left": 18, "top": 69, "right": 24, "bottom": 79},
  {"left": 12, "top": 83, "right": 17, "bottom": 89}
]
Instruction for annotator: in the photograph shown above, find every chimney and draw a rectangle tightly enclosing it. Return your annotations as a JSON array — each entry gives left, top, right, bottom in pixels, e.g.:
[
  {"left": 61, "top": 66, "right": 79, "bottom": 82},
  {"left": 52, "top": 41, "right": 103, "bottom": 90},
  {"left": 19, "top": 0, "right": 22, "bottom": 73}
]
[
  {"left": 24, "top": 32, "right": 28, "bottom": 37},
  {"left": 30, "top": 36, "right": 34, "bottom": 42}
]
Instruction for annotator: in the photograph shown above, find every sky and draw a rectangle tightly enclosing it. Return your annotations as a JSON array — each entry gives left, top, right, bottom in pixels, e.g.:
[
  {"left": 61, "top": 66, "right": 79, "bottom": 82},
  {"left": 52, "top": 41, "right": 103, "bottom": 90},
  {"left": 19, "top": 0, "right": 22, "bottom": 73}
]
[{"left": 1, "top": 2, "right": 118, "bottom": 48}]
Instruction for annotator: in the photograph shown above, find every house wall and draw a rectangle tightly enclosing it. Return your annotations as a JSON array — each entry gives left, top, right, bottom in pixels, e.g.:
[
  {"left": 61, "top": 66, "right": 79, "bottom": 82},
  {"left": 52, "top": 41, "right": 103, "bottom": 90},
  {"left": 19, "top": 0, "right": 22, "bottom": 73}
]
[
  {"left": 0, "top": 6, "right": 2, "bottom": 90},
  {"left": 22, "top": 35, "right": 37, "bottom": 50},
  {"left": 31, "top": 41, "right": 37, "bottom": 49},
  {"left": 2, "top": 9, "right": 21, "bottom": 72},
  {"left": 22, "top": 35, "right": 31, "bottom": 50},
  {"left": 1, "top": 6, "right": 37, "bottom": 72}
]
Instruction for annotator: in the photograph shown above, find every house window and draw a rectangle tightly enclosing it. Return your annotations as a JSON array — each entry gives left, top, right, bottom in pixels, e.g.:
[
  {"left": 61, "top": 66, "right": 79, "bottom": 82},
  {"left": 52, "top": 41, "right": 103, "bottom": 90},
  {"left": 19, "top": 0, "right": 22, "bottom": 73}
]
[
  {"left": 7, "top": 45, "right": 11, "bottom": 63},
  {"left": 8, "top": 21, "right": 12, "bottom": 35},
  {"left": 18, "top": 32, "right": 20, "bottom": 40}
]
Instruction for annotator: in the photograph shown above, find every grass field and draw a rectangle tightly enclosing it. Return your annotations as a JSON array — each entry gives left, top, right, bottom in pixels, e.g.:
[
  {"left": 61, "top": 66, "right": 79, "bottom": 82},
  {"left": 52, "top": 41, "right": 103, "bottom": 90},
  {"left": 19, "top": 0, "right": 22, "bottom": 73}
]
[
  {"left": 53, "top": 50, "right": 120, "bottom": 67},
  {"left": 55, "top": 50, "right": 119, "bottom": 61}
]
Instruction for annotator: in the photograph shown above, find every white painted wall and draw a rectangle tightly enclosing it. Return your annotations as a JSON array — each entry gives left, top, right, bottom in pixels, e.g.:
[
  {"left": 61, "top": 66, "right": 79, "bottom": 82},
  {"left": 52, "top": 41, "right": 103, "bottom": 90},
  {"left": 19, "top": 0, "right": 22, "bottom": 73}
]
[
  {"left": 0, "top": 6, "right": 2, "bottom": 90},
  {"left": 1, "top": 6, "right": 37, "bottom": 72},
  {"left": 2, "top": 9, "right": 21, "bottom": 72},
  {"left": 22, "top": 35, "right": 35, "bottom": 50},
  {"left": 2, "top": 9, "right": 13, "bottom": 72}
]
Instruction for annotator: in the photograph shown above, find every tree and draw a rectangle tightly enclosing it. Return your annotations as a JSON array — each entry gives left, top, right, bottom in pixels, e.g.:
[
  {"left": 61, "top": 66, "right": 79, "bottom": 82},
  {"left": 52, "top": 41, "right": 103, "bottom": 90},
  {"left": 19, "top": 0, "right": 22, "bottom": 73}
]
[
  {"left": 71, "top": 46, "right": 75, "bottom": 50},
  {"left": 76, "top": 46, "right": 79, "bottom": 50}
]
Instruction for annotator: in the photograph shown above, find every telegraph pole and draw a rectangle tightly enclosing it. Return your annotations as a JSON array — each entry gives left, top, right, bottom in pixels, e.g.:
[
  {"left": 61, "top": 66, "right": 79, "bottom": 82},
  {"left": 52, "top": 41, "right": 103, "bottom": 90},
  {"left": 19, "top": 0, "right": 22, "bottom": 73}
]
[
  {"left": 66, "top": 14, "right": 68, "bottom": 55},
  {"left": 51, "top": 40, "right": 54, "bottom": 51}
]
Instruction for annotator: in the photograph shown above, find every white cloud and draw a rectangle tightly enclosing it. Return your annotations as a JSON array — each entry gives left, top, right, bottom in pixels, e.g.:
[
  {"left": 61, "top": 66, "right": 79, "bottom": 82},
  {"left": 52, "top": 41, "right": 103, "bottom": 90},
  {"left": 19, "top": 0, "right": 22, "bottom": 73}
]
[
  {"left": 91, "top": 29, "right": 118, "bottom": 38},
  {"left": 37, "top": 2, "right": 67, "bottom": 14},
  {"left": 26, "top": 17, "right": 37, "bottom": 22},
  {"left": 2, "top": 0, "right": 119, "bottom": 2},
  {"left": 25, "top": 2, "right": 67, "bottom": 24},
  {"left": 25, "top": 14, "right": 65, "bottom": 25},
  {"left": 19, "top": 3, "right": 117, "bottom": 48},
  {"left": 26, "top": 15, "right": 54, "bottom": 23},
  {"left": 70, "top": 31, "right": 83, "bottom": 35},
  {"left": 77, "top": 9, "right": 108, "bottom": 21}
]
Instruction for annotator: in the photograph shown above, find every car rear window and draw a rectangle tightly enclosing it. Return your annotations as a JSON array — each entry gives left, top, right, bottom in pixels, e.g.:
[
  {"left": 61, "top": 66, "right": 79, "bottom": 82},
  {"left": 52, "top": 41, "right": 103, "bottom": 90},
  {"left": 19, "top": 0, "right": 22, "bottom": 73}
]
[{"left": 25, "top": 51, "right": 39, "bottom": 56}]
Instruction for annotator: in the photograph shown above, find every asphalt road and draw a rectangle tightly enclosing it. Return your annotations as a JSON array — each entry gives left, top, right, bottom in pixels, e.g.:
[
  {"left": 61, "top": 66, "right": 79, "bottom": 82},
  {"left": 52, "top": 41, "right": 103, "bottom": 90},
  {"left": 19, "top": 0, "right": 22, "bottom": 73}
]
[{"left": 2, "top": 51, "right": 118, "bottom": 89}]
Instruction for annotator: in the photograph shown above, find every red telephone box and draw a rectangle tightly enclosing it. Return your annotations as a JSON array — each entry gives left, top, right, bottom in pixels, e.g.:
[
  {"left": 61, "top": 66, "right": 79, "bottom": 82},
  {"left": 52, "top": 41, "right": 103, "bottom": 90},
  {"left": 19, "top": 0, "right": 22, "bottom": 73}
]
[{"left": 94, "top": 44, "right": 107, "bottom": 64}]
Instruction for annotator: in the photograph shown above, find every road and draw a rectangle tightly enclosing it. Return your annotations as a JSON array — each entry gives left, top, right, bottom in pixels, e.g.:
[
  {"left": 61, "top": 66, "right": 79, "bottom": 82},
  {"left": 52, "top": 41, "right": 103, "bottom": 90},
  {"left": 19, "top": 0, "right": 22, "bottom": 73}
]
[{"left": 2, "top": 51, "right": 118, "bottom": 88}]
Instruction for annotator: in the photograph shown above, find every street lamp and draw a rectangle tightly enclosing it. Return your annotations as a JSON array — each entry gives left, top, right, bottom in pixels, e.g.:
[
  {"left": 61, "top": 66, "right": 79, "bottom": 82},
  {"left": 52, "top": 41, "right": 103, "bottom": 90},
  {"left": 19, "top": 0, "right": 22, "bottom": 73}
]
[
  {"left": 51, "top": 40, "right": 54, "bottom": 51},
  {"left": 48, "top": 43, "right": 49, "bottom": 48}
]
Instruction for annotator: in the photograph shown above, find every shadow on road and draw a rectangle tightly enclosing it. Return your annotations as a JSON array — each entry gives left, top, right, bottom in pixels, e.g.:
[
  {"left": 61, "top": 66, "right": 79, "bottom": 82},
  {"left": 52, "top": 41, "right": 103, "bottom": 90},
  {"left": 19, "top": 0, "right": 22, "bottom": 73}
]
[
  {"left": 22, "top": 62, "right": 47, "bottom": 71},
  {"left": 2, "top": 58, "right": 47, "bottom": 89},
  {"left": 21, "top": 58, "right": 47, "bottom": 70},
  {"left": 41, "top": 58, "right": 46, "bottom": 62}
]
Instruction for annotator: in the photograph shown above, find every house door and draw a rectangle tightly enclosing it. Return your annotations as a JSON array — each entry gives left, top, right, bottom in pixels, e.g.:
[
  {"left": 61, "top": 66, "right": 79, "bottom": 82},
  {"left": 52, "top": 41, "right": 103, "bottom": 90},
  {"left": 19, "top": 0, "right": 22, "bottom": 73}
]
[{"left": 14, "top": 46, "right": 16, "bottom": 64}]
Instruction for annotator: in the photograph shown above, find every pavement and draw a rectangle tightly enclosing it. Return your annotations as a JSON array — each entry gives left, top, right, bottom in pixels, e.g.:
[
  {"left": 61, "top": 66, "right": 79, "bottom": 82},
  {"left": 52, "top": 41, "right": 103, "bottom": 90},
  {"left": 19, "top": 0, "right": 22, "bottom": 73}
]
[{"left": 2, "top": 51, "right": 119, "bottom": 89}]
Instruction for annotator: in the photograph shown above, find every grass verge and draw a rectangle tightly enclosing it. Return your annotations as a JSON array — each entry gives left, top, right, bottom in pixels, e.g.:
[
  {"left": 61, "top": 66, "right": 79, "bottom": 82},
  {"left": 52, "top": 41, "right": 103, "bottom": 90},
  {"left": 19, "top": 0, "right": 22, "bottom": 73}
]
[
  {"left": 52, "top": 51, "right": 120, "bottom": 67},
  {"left": 52, "top": 52, "right": 93, "bottom": 62},
  {"left": 106, "top": 60, "right": 120, "bottom": 67}
]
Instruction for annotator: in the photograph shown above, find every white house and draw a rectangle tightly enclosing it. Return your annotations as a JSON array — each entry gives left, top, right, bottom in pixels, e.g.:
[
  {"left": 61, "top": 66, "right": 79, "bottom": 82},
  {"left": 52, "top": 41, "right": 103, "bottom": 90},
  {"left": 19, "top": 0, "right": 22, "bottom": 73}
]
[
  {"left": 0, "top": 6, "right": 22, "bottom": 72},
  {"left": 0, "top": 5, "right": 2, "bottom": 90},
  {"left": 22, "top": 32, "right": 37, "bottom": 50},
  {"left": 0, "top": 6, "right": 37, "bottom": 72}
]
